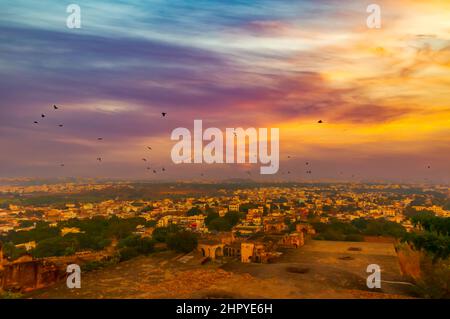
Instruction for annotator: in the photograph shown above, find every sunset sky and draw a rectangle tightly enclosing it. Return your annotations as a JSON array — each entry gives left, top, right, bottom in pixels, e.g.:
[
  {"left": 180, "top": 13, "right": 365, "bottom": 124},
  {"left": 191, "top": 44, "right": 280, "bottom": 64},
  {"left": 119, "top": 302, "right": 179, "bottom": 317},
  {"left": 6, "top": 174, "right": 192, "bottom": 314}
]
[{"left": 0, "top": 0, "right": 449, "bottom": 182}]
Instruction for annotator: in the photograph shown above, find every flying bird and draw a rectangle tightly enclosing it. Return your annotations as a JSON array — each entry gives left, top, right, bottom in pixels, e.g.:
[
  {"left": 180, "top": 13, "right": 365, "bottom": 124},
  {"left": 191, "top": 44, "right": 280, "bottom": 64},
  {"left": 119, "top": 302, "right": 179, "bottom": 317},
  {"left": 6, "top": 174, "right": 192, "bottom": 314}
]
[
  {"left": 142, "top": 158, "right": 147, "bottom": 162},
  {"left": 33, "top": 121, "right": 38, "bottom": 124},
  {"left": 147, "top": 146, "right": 152, "bottom": 150},
  {"left": 41, "top": 114, "right": 45, "bottom": 118},
  {"left": 53, "top": 105, "right": 58, "bottom": 110},
  {"left": 60, "top": 164, "right": 65, "bottom": 167},
  {"left": 97, "top": 157, "right": 102, "bottom": 162},
  {"left": 97, "top": 138, "right": 103, "bottom": 141},
  {"left": 305, "top": 162, "right": 309, "bottom": 165},
  {"left": 58, "top": 124, "right": 63, "bottom": 127},
  {"left": 161, "top": 167, "right": 166, "bottom": 172},
  {"left": 318, "top": 120, "right": 323, "bottom": 123},
  {"left": 153, "top": 170, "right": 157, "bottom": 174},
  {"left": 161, "top": 112, "right": 167, "bottom": 117}
]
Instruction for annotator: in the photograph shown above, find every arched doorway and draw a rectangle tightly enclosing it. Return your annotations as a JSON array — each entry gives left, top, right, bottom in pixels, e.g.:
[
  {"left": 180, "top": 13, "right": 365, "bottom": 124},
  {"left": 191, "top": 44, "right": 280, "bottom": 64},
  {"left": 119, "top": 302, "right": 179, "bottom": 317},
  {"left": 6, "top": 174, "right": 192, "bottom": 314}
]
[{"left": 215, "top": 246, "right": 222, "bottom": 258}]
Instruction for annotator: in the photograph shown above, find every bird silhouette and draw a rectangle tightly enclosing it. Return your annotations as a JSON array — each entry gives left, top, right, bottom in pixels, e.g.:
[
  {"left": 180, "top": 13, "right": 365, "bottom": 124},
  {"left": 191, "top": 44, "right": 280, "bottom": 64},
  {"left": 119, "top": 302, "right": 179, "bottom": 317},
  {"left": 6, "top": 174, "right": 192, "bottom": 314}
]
[
  {"left": 142, "top": 158, "right": 147, "bottom": 162},
  {"left": 162, "top": 167, "right": 166, "bottom": 172},
  {"left": 153, "top": 170, "right": 157, "bottom": 174},
  {"left": 147, "top": 146, "right": 152, "bottom": 150},
  {"left": 318, "top": 120, "right": 323, "bottom": 123},
  {"left": 53, "top": 105, "right": 58, "bottom": 110},
  {"left": 33, "top": 121, "right": 38, "bottom": 124},
  {"left": 58, "top": 124, "right": 63, "bottom": 127},
  {"left": 60, "top": 164, "right": 65, "bottom": 167},
  {"left": 162, "top": 112, "right": 167, "bottom": 117},
  {"left": 97, "top": 138, "right": 103, "bottom": 141},
  {"left": 427, "top": 165, "right": 431, "bottom": 169},
  {"left": 41, "top": 114, "right": 45, "bottom": 118},
  {"left": 97, "top": 157, "right": 102, "bottom": 162},
  {"left": 305, "top": 162, "right": 309, "bottom": 165}
]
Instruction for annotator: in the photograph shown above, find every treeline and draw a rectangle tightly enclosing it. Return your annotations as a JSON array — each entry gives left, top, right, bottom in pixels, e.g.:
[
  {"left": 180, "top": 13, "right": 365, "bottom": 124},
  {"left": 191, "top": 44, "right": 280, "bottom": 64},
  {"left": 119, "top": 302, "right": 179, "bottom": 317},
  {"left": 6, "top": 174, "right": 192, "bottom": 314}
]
[
  {"left": 186, "top": 205, "right": 244, "bottom": 231},
  {"left": 399, "top": 207, "right": 450, "bottom": 298},
  {"left": 312, "top": 218, "right": 406, "bottom": 242},
  {"left": 403, "top": 212, "right": 450, "bottom": 260},
  {"left": 152, "top": 224, "right": 198, "bottom": 253},
  {"left": 0, "top": 216, "right": 156, "bottom": 260}
]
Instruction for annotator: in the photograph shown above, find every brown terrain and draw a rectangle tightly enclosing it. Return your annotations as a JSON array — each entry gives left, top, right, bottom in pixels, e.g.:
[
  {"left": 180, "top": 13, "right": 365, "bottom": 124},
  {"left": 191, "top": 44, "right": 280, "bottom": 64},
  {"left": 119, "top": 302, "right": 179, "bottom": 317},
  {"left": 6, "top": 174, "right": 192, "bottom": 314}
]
[{"left": 27, "top": 240, "right": 416, "bottom": 299}]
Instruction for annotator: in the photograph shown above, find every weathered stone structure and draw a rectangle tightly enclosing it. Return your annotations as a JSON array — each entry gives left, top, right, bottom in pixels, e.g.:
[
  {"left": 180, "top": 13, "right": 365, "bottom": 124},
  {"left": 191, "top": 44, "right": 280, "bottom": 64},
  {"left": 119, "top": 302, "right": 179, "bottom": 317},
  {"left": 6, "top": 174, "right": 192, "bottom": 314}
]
[
  {"left": 197, "top": 222, "right": 315, "bottom": 265},
  {"left": 197, "top": 240, "right": 224, "bottom": 261},
  {"left": 0, "top": 244, "right": 110, "bottom": 293},
  {"left": 278, "top": 232, "right": 304, "bottom": 248},
  {"left": 263, "top": 219, "right": 287, "bottom": 233},
  {"left": 223, "top": 242, "right": 241, "bottom": 258},
  {"left": 0, "top": 256, "right": 64, "bottom": 292},
  {"left": 240, "top": 241, "right": 280, "bottom": 263},
  {"left": 296, "top": 223, "right": 316, "bottom": 236}
]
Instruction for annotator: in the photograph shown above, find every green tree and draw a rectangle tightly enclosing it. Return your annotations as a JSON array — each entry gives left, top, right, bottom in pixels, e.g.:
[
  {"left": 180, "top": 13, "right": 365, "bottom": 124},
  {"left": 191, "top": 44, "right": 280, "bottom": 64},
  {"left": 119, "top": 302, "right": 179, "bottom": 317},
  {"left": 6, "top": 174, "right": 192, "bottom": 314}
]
[
  {"left": 1, "top": 242, "right": 27, "bottom": 261},
  {"left": 118, "top": 235, "right": 155, "bottom": 255},
  {"left": 223, "top": 212, "right": 241, "bottom": 227},
  {"left": 186, "top": 206, "right": 203, "bottom": 216},
  {"left": 166, "top": 231, "right": 198, "bottom": 253},
  {"left": 205, "top": 212, "right": 220, "bottom": 225},
  {"left": 207, "top": 218, "right": 232, "bottom": 231},
  {"left": 152, "top": 225, "right": 180, "bottom": 242}
]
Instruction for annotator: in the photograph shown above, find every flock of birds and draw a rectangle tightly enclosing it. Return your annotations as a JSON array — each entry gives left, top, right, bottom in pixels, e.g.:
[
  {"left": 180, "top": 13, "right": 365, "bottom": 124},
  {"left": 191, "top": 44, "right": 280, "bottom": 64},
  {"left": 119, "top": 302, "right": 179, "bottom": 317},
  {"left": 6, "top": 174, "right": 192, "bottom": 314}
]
[
  {"left": 34, "top": 105, "right": 167, "bottom": 174},
  {"left": 32, "top": 108, "right": 433, "bottom": 179}
]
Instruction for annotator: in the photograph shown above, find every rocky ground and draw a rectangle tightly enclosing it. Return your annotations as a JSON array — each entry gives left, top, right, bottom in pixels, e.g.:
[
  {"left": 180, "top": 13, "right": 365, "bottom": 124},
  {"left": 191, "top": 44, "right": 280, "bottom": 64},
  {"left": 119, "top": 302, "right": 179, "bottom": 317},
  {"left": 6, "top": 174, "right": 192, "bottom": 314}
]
[{"left": 27, "top": 240, "right": 416, "bottom": 299}]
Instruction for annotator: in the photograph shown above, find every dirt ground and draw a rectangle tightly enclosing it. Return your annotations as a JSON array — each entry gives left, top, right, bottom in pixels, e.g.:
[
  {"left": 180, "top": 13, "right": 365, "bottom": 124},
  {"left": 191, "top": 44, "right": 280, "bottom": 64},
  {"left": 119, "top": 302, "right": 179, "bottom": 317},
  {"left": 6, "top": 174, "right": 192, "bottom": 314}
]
[{"left": 27, "top": 240, "right": 416, "bottom": 299}]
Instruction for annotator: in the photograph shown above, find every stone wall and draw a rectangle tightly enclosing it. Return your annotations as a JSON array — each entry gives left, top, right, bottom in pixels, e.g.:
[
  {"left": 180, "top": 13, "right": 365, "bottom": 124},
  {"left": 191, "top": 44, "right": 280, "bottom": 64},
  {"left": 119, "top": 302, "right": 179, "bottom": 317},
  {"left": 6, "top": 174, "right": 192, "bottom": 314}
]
[
  {"left": 0, "top": 250, "right": 109, "bottom": 293},
  {"left": 0, "top": 259, "right": 64, "bottom": 292}
]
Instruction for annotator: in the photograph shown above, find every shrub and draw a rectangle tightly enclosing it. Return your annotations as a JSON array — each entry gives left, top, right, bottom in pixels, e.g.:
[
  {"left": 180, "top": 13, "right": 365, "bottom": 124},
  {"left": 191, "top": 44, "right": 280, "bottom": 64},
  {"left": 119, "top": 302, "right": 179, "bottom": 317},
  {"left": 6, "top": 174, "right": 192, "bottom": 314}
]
[
  {"left": 118, "top": 247, "right": 140, "bottom": 261},
  {"left": 118, "top": 235, "right": 155, "bottom": 255},
  {"left": 344, "top": 234, "right": 364, "bottom": 242},
  {"left": 81, "top": 255, "right": 120, "bottom": 272},
  {"left": 166, "top": 231, "right": 198, "bottom": 253},
  {"left": 152, "top": 225, "right": 179, "bottom": 242},
  {"left": 414, "top": 254, "right": 450, "bottom": 298}
]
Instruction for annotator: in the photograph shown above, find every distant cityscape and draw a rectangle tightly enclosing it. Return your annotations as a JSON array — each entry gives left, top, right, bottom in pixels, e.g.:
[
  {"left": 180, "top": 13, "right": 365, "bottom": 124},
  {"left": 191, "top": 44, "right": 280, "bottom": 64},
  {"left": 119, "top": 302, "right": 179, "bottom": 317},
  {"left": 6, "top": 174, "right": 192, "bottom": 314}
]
[
  {"left": 1, "top": 181, "right": 450, "bottom": 235},
  {"left": 1, "top": 180, "right": 449, "bottom": 298}
]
